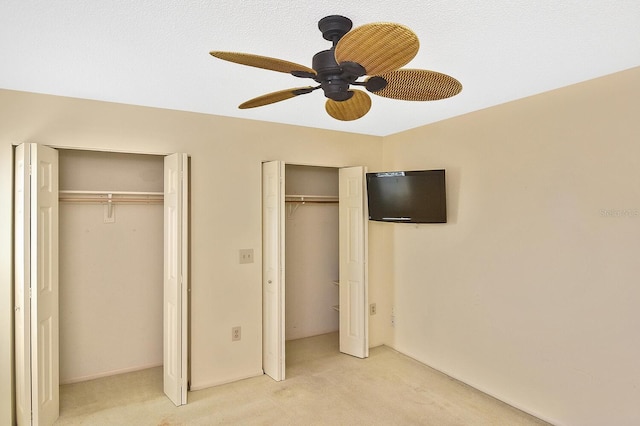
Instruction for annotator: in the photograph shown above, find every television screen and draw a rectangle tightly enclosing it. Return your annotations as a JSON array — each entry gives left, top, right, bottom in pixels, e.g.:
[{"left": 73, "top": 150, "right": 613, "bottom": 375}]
[{"left": 366, "top": 170, "right": 446, "bottom": 223}]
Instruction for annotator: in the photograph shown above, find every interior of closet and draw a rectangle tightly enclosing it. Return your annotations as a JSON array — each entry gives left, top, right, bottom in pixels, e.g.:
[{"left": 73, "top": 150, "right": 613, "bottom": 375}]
[
  {"left": 284, "top": 165, "right": 339, "bottom": 344},
  {"left": 58, "top": 149, "right": 165, "bottom": 386}
]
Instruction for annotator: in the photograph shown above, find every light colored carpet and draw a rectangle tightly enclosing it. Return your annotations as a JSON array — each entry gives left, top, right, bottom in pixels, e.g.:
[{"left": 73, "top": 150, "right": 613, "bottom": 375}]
[{"left": 55, "top": 333, "right": 550, "bottom": 425}]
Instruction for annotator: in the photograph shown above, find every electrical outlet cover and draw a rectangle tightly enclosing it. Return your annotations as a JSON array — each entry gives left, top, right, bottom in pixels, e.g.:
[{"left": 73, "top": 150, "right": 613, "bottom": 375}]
[
  {"left": 232, "top": 326, "right": 241, "bottom": 341},
  {"left": 239, "top": 249, "right": 254, "bottom": 264}
]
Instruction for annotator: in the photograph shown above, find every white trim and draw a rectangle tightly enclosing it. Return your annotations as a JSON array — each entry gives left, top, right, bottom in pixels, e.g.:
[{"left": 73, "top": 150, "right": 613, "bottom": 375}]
[
  {"left": 59, "top": 362, "right": 163, "bottom": 385},
  {"left": 188, "top": 370, "right": 264, "bottom": 391},
  {"left": 391, "top": 346, "right": 564, "bottom": 426}
]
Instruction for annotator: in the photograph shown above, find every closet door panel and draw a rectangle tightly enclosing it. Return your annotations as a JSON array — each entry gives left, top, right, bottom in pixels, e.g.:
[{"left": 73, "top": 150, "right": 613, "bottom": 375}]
[
  {"left": 14, "top": 144, "right": 32, "bottom": 426},
  {"left": 32, "top": 144, "right": 59, "bottom": 426},
  {"left": 163, "top": 153, "right": 188, "bottom": 406},
  {"left": 14, "top": 143, "right": 60, "bottom": 426},
  {"left": 262, "top": 161, "right": 285, "bottom": 381},
  {"left": 339, "top": 166, "right": 368, "bottom": 359}
]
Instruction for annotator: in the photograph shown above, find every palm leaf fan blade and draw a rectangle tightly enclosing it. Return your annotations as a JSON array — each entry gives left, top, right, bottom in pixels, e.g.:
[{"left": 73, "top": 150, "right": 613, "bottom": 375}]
[
  {"left": 325, "top": 90, "right": 371, "bottom": 121},
  {"left": 334, "top": 23, "right": 419, "bottom": 76},
  {"left": 371, "top": 69, "right": 462, "bottom": 101},
  {"left": 239, "top": 87, "right": 315, "bottom": 109},
  {"left": 210, "top": 51, "right": 316, "bottom": 76}
]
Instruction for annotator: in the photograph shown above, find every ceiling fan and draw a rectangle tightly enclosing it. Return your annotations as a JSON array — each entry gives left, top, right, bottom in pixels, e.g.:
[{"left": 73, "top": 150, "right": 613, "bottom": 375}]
[{"left": 210, "top": 15, "right": 462, "bottom": 121}]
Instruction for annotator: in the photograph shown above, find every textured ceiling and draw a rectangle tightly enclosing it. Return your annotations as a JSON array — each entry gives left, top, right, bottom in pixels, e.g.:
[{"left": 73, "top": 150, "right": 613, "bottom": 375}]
[{"left": 1, "top": 1, "right": 639, "bottom": 136}]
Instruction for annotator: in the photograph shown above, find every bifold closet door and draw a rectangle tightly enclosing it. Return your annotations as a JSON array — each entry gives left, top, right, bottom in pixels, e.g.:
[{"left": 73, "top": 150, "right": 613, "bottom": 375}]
[
  {"left": 14, "top": 143, "right": 60, "bottom": 426},
  {"left": 261, "top": 162, "right": 369, "bottom": 379},
  {"left": 339, "top": 166, "right": 369, "bottom": 359},
  {"left": 262, "top": 160, "right": 286, "bottom": 381},
  {"left": 163, "top": 153, "right": 189, "bottom": 406},
  {"left": 15, "top": 146, "right": 189, "bottom": 423}
]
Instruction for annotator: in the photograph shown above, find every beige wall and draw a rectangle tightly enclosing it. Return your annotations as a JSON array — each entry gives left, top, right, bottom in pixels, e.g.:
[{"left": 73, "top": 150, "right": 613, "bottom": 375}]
[
  {"left": 0, "top": 90, "right": 386, "bottom": 423},
  {"left": 285, "top": 165, "right": 340, "bottom": 341},
  {"left": 58, "top": 150, "right": 165, "bottom": 383},
  {"left": 383, "top": 66, "right": 640, "bottom": 425}
]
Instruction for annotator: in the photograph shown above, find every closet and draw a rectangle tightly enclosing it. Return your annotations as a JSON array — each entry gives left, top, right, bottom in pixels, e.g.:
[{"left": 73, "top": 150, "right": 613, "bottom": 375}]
[
  {"left": 58, "top": 149, "right": 165, "bottom": 384},
  {"left": 15, "top": 144, "right": 188, "bottom": 425},
  {"left": 284, "top": 165, "right": 339, "bottom": 342},
  {"left": 262, "top": 160, "right": 367, "bottom": 383}
]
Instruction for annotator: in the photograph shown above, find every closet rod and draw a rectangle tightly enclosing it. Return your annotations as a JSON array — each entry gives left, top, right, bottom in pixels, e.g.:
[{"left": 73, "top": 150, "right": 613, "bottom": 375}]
[
  {"left": 284, "top": 200, "right": 338, "bottom": 204},
  {"left": 59, "top": 198, "right": 163, "bottom": 204},
  {"left": 59, "top": 190, "right": 164, "bottom": 196},
  {"left": 59, "top": 190, "right": 163, "bottom": 204},
  {"left": 285, "top": 194, "right": 338, "bottom": 204}
]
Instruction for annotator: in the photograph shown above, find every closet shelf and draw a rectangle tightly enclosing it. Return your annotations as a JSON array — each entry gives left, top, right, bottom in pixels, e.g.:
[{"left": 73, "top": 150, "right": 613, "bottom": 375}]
[
  {"left": 285, "top": 194, "right": 338, "bottom": 218},
  {"left": 59, "top": 190, "right": 164, "bottom": 204},
  {"left": 285, "top": 194, "right": 338, "bottom": 204}
]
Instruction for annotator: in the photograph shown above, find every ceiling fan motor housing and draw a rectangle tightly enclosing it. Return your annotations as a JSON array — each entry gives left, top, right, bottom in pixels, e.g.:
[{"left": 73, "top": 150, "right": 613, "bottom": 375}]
[
  {"left": 313, "top": 49, "right": 366, "bottom": 101},
  {"left": 313, "top": 15, "right": 370, "bottom": 102}
]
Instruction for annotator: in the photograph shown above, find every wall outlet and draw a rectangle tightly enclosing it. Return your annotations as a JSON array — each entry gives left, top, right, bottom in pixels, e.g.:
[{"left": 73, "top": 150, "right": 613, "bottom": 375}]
[
  {"left": 239, "top": 249, "right": 254, "bottom": 264},
  {"left": 369, "top": 303, "right": 377, "bottom": 315},
  {"left": 232, "top": 326, "right": 241, "bottom": 341}
]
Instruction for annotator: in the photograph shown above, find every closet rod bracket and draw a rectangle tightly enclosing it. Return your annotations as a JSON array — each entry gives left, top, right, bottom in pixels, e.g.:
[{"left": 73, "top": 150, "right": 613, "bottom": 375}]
[{"left": 104, "top": 193, "right": 115, "bottom": 223}]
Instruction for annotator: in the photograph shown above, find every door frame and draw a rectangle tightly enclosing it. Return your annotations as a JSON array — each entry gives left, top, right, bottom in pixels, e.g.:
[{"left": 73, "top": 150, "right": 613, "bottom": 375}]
[{"left": 261, "top": 160, "right": 369, "bottom": 381}]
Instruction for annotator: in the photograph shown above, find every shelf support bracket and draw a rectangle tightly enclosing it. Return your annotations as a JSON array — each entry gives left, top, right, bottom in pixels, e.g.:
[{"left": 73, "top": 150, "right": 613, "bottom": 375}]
[{"left": 104, "top": 193, "right": 115, "bottom": 223}]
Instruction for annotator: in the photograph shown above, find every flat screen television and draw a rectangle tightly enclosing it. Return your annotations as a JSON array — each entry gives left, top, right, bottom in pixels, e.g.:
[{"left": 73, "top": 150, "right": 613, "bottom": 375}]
[{"left": 366, "top": 170, "right": 447, "bottom": 223}]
